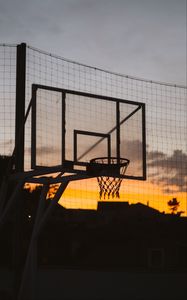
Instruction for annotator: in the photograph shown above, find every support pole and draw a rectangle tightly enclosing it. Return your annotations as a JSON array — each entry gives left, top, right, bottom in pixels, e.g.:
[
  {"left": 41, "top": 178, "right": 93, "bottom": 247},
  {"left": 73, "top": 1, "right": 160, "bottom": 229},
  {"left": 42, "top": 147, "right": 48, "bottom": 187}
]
[
  {"left": 18, "top": 183, "right": 49, "bottom": 300},
  {"left": 0, "top": 181, "right": 23, "bottom": 227},
  {"left": 18, "top": 180, "right": 69, "bottom": 300}
]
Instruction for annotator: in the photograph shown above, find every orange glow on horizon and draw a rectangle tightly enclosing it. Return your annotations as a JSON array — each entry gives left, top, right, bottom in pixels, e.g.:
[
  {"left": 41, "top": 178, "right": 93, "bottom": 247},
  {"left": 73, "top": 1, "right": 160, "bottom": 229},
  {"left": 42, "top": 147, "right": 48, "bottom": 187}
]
[
  {"left": 58, "top": 178, "right": 187, "bottom": 216},
  {"left": 25, "top": 179, "right": 187, "bottom": 216}
]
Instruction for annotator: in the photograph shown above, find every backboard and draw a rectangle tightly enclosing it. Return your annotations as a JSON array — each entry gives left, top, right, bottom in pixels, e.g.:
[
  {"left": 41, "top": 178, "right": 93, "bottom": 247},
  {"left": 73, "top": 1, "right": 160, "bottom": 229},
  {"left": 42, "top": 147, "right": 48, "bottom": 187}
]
[{"left": 31, "top": 84, "right": 146, "bottom": 180}]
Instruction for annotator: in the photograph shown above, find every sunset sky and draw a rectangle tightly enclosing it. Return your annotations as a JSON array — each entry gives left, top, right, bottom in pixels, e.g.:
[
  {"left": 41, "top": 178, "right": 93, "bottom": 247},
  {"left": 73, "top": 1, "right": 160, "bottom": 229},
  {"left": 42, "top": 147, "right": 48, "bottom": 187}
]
[{"left": 56, "top": 177, "right": 187, "bottom": 214}]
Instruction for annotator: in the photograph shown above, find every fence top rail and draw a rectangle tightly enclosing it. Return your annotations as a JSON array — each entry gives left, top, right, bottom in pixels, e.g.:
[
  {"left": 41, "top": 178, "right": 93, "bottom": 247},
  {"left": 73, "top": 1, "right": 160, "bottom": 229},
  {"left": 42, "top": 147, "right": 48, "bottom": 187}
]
[
  {"left": 27, "top": 44, "right": 187, "bottom": 89},
  {"left": 0, "top": 43, "right": 17, "bottom": 47},
  {"left": 0, "top": 43, "right": 186, "bottom": 89}
]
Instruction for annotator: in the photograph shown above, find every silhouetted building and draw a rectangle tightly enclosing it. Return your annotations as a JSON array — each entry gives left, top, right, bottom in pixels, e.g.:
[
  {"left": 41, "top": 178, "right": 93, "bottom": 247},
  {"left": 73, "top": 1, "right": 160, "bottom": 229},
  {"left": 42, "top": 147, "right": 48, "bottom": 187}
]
[
  {"left": 1, "top": 197, "right": 187, "bottom": 300},
  {"left": 35, "top": 201, "right": 187, "bottom": 272}
]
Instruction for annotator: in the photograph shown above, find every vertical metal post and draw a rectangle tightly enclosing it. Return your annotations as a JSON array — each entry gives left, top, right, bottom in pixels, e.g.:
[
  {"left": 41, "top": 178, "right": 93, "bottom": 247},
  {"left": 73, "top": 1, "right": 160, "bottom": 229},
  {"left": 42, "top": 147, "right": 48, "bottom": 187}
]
[
  {"left": 62, "top": 92, "right": 66, "bottom": 164},
  {"left": 14, "top": 43, "right": 26, "bottom": 300},
  {"left": 142, "top": 103, "right": 147, "bottom": 180},
  {"left": 116, "top": 101, "right": 120, "bottom": 163},
  {"left": 15, "top": 43, "right": 26, "bottom": 172},
  {"left": 31, "top": 85, "right": 37, "bottom": 169},
  {"left": 107, "top": 135, "right": 111, "bottom": 162}
]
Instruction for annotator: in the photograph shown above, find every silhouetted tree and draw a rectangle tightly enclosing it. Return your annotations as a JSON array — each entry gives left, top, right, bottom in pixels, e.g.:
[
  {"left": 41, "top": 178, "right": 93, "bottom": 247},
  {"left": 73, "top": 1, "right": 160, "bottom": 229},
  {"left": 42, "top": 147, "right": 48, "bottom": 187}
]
[
  {"left": 0, "top": 155, "right": 12, "bottom": 183},
  {"left": 167, "top": 197, "right": 180, "bottom": 214},
  {"left": 47, "top": 183, "right": 60, "bottom": 199}
]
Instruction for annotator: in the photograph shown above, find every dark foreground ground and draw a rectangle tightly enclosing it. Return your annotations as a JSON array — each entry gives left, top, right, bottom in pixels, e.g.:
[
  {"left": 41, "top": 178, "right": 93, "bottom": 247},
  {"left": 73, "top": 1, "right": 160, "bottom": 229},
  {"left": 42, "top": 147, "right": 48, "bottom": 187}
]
[{"left": 1, "top": 268, "right": 187, "bottom": 300}]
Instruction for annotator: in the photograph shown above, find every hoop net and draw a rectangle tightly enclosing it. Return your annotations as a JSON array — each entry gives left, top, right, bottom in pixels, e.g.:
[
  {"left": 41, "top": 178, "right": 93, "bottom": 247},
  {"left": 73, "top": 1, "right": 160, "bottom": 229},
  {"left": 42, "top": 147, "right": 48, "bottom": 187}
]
[{"left": 90, "top": 157, "right": 129, "bottom": 200}]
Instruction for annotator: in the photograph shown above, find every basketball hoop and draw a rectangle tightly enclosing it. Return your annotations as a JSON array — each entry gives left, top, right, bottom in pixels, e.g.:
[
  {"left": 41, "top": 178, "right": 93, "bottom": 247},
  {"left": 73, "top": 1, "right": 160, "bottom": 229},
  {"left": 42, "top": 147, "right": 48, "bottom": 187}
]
[{"left": 89, "top": 157, "right": 130, "bottom": 200}]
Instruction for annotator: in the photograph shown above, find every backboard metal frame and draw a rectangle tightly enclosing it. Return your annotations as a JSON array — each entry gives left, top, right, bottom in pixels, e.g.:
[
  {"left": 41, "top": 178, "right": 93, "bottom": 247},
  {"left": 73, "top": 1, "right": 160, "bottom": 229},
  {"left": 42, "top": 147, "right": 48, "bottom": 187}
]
[{"left": 31, "top": 84, "right": 146, "bottom": 180}]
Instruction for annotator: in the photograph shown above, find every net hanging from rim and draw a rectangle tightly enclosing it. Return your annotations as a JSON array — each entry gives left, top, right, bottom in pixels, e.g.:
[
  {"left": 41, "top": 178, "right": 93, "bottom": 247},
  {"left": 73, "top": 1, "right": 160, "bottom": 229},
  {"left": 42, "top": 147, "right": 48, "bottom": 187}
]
[{"left": 90, "top": 157, "right": 130, "bottom": 200}]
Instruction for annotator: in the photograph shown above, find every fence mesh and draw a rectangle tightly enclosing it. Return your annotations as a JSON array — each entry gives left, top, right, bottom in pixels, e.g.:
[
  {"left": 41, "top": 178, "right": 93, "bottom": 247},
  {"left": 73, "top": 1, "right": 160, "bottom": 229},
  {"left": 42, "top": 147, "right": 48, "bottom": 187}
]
[
  {"left": 0, "top": 44, "right": 186, "bottom": 214},
  {"left": 0, "top": 44, "right": 16, "bottom": 156}
]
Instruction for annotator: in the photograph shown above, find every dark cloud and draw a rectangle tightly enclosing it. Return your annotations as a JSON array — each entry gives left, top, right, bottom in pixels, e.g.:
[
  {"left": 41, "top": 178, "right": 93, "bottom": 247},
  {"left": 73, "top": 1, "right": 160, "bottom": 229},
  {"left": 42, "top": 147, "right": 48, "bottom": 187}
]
[
  {"left": 148, "top": 150, "right": 187, "bottom": 172},
  {"left": 2, "top": 136, "right": 186, "bottom": 193},
  {"left": 117, "top": 141, "right": 187, "bottom": 191},
  {"left": 25, "top": 146, "right": 61, "bottom": 156},
  {"left": 0, "top": 140, "right": 15, "bottom": 155},
  {"left": 119, "top": 139, "right": 143, "bottom": 176},
  {"left": 147, "top": 151, "right": 167, "bottom": 160},
  {"left": 148, "top": 149, "right": 187, "bottom": 193},
  {"left": 0, "top": 139, "right": 14, "bottom": 147}
]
